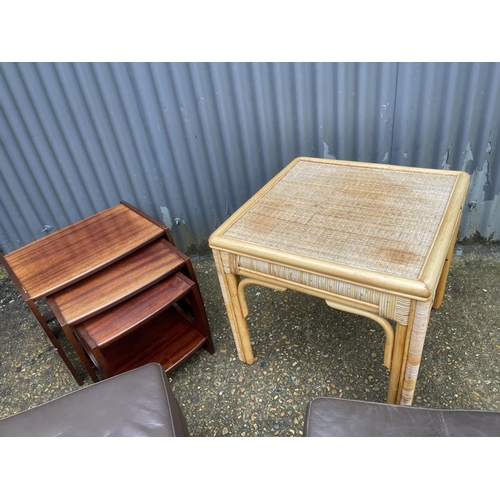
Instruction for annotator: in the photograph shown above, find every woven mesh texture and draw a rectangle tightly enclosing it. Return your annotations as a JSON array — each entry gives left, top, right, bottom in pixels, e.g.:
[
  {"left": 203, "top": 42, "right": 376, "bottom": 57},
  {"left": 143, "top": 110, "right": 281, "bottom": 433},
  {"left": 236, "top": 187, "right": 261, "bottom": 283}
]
[{"left": 222, "top": 160, "right": 457, "bottom": 279}]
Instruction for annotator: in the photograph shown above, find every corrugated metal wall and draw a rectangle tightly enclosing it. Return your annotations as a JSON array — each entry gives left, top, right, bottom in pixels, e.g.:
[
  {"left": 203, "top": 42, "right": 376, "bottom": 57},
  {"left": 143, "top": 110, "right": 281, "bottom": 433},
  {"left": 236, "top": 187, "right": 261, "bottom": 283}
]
[{"left": 1, "top": 62, "right": 499, "bottom": 254}]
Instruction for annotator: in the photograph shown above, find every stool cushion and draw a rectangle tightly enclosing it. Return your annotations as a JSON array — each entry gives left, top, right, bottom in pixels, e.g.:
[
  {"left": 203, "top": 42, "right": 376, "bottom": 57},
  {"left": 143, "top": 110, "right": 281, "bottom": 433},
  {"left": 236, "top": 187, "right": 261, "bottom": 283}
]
[
  {"left": 0, "top": 363, "right": 188, "bottom": 437},
  {"left": 304, "top": 397, "right": 500, "bottom": 437}
]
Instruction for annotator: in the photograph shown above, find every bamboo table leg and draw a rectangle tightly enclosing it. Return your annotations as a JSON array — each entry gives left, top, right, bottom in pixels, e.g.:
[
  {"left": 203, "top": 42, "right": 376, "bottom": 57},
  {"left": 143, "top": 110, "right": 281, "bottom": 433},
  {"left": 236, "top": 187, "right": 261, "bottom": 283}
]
[
  {"left": 388, "top": 300, "right": 434, "bottom": 405},
  {"left": 212, "top": 250, "right": 255, "bottom": 364},
  {"left": 433, "top": 215, "right": 461, "bottom": 310},
  {"left": 398, "top": 300, "right": 433, "bottom": 405}
]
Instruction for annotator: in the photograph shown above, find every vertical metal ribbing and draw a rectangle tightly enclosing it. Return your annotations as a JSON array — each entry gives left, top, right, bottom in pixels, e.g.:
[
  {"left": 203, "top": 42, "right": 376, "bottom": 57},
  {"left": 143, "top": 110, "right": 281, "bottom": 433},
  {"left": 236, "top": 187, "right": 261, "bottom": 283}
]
[{"left": 1, "top": 62, "right": 500, "bottom": 253}]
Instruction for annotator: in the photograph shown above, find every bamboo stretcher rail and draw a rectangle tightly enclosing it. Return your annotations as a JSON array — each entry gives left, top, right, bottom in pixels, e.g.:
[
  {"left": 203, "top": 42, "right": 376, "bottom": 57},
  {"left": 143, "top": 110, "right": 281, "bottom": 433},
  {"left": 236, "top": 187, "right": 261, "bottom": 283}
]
[{"left": 235, "top": 272, "right": 395, "bottom": 369}]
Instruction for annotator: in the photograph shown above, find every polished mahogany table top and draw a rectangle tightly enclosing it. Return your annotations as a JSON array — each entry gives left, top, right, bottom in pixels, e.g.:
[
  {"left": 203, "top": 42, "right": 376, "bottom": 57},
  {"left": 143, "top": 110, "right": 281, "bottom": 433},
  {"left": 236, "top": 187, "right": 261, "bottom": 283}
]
[{"left": 2, "top": 202, "right": 164, "bottom": 301}]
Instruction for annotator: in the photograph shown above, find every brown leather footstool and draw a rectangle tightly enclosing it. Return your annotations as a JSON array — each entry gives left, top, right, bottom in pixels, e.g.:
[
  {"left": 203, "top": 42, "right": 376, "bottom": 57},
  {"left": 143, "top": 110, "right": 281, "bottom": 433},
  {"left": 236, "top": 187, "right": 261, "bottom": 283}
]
[
  {"left": 304, "top": 397, "right": 500, "bottom": 437},
  {"left": 0, "top": 363, "right": 188, "bottom": 437}
]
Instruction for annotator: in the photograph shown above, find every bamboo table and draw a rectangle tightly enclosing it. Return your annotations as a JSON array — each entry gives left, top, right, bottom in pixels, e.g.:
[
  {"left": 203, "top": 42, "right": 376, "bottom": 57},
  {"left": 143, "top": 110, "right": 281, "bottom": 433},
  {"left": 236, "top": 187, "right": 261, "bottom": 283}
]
[{"left": 209, "top": 157, "right": 470, "bottom": 405}]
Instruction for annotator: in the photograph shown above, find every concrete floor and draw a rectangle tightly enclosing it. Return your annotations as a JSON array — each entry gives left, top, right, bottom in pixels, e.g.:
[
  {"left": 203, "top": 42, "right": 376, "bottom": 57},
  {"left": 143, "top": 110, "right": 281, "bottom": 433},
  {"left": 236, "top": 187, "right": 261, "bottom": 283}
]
[{"left": 1, "top": 241, "right": 499, "bottom": 436}]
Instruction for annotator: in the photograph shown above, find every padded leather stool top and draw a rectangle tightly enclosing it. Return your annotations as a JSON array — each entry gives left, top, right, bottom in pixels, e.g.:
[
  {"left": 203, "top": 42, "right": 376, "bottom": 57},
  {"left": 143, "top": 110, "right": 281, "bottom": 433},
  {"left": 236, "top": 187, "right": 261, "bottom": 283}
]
[
  {"left": 0, "top": 363, "right": 188, "bottom": 437},
  {"left": 304, "top": 397, "right": 500, "bottom": 437}
]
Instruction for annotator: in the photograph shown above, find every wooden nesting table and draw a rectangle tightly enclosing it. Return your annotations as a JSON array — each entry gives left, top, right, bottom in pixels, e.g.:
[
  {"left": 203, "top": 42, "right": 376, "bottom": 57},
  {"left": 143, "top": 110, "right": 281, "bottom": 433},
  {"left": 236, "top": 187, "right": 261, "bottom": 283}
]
[
  {"left": 1, "top": 201, "right": 213, "bottom": 384},
  {"left": 209, "top": 157, "right": 470, "bottom": 405}
]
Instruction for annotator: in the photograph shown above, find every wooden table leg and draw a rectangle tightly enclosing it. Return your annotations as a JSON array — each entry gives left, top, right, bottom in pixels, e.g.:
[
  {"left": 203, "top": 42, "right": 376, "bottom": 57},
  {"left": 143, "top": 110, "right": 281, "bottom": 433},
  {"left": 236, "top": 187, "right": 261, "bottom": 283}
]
[
  {"left": 60, "top": 324, "right": 100, "bottom": 383},
  {"left": 212, "top": 250, "right": 255, "bottom": 364},
  {"left": 386, "top": 323, "right": 410, "bottom": 404},
  {"left": 28, "top": 302, "right": 84, "bottom": 386}
]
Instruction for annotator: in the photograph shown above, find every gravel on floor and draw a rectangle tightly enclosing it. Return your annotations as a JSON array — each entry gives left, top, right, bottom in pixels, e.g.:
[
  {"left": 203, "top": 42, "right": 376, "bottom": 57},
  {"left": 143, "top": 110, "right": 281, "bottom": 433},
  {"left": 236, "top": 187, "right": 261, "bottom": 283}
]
[{"left": 1, "top": 241, "right": 499, "bottom": 436}]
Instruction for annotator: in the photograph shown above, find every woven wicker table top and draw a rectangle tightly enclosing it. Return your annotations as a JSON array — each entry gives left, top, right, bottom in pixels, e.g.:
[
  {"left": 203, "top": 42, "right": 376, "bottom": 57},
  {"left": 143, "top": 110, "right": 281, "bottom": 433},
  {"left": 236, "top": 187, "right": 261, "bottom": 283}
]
[{"left": 210, "top": 157, "right": 470, "bottom": 299}]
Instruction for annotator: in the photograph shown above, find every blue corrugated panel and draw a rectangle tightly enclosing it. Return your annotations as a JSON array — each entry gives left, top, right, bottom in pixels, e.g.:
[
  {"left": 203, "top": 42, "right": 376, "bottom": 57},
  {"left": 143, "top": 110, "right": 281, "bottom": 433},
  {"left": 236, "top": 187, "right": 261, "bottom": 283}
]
[
  {"left": 1, "top": 62, "right": 499, "bottom": 253},
  {"left": 392, "top": 62, "right": 500, "bottom": 238}
]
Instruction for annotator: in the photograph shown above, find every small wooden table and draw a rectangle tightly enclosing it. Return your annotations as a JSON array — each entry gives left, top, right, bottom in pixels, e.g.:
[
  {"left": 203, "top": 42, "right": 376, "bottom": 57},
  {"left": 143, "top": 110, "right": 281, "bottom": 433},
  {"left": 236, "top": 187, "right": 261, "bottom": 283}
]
[
  {"left": 1, "top": 201, "right": 213, "bottom": 384},
  {"left": 209, "top": 157, "right": 470, "bottom": 405}
]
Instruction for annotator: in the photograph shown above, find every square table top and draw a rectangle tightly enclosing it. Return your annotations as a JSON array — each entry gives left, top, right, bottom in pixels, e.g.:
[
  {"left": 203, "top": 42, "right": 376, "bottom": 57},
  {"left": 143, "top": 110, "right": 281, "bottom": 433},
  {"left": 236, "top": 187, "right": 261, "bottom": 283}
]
[
  {"left": 1, "top": 202, "right": 165, "bottom": 301},
  {"left": 209, "top": 157, "right": 470, "bottom": 300}
]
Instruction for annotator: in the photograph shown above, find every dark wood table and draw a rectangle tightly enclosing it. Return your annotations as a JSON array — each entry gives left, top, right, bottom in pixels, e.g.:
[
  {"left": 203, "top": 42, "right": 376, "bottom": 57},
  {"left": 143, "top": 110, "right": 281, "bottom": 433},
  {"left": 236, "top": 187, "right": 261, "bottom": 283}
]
[{"left": 1, "top": 201, "right": 213, "bottom": 384}]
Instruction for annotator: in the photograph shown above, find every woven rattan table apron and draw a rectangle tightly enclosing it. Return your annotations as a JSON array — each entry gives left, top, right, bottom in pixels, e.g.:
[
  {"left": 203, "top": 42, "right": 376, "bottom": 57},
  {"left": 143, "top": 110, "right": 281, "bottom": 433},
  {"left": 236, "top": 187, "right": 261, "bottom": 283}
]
[{"left": 209, "top": 157, "right": 470, "bottom": 405}]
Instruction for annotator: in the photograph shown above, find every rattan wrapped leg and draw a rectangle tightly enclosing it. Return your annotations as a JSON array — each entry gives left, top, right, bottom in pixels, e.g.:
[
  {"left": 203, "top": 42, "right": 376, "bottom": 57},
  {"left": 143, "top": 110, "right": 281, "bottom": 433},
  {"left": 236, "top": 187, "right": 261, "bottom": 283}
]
[{"left": 212, "top": 249, "right": 255, "bottom": 364}]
